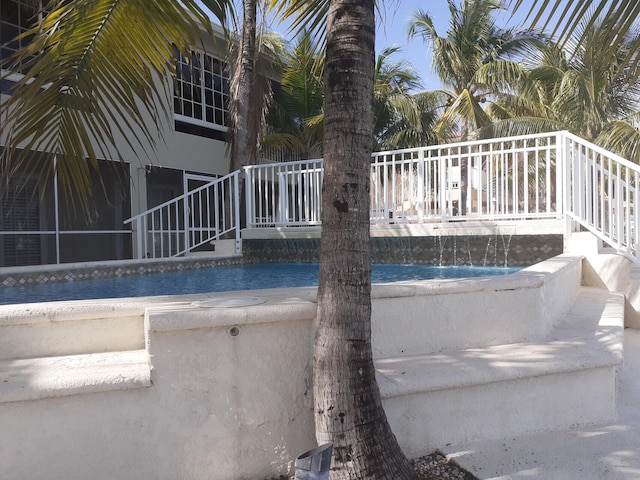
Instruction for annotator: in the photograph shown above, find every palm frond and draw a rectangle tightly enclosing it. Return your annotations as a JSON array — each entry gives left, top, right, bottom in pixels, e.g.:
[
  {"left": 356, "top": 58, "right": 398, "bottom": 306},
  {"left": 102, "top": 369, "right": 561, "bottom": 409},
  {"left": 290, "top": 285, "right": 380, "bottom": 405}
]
[
  {"left": 1, "top": 0, "right": 231, "bottom": 211},
  {"left": 266, "top": 0, "right": 329, "bottom": 63},
  {"left": 474, "top": 59, "right": 528, "bottom": 94},
  {"left": 510, "top": 0, "right": 640, "bottom": 83},
  {"left": 438, "top": 88, "right": 491, "bottom": 135},
  {"left": 595, "top": 120, "right": 640, "bottom": 163},
  {"left": 476, "top": 117, "right": 566, "bottom": 140}
]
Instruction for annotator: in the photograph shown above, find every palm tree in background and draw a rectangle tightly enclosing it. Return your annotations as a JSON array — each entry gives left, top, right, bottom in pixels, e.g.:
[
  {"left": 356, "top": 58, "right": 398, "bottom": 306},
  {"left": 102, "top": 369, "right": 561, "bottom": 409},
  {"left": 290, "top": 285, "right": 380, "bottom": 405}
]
[
  {"left": 408, "top": 0, "right": 543, "bottom": 214},
  {"left": 408, "top": 0, "right": 542, "bottom": 138},
  {"left": 373, "top": 46, "right": 455, "bottom": 149},
  {"left": 260, "top": 41, "right": 451, "bottom": 155},
  {"left": 377, "top": 89, "right": 455, "bottom": 150},
  {"left": 260, "top": 32, "right": 325, "bottom": 160},
  {"left": 484, "top": 13, "right": 640, "bottom": 161},
  {"left": 228, "top": 0, "right": 259, "bottom": 172}
]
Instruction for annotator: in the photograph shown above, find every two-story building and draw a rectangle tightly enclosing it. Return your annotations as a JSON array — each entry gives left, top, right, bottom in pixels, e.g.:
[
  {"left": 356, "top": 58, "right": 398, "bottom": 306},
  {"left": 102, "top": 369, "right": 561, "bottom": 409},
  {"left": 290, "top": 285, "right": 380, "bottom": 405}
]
[{"left": 0, "top": 0, "right": 233, "bottom": 266}]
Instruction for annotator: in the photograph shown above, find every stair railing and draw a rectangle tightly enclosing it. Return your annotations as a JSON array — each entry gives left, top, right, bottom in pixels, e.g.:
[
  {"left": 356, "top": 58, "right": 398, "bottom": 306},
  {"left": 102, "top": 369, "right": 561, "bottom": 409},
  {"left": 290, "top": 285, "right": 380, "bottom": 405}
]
[
  {"left": 563, "top": 131, "right": 639, "bottom": 263},
  {"left": 125, "top": 171, "right": 241, "bottom": 259}
]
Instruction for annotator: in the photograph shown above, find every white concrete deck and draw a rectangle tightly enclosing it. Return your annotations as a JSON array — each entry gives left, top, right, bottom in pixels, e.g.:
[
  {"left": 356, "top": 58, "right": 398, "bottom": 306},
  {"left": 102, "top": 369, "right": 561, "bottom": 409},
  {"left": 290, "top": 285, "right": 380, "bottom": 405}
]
[{"left": 445, "top": 328, "right": 640, "bottom": 480}]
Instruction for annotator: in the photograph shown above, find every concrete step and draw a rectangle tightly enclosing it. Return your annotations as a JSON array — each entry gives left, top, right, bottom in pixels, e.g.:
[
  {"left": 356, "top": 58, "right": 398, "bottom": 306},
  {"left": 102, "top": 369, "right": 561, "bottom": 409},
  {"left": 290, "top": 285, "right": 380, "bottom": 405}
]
[
  {"left": 376, "top": 287, "right": 624, "bottom": 457},
  {"left": 0, "top": 300, "right": 147, "bottom": 361},
  {"left": 185, "top": 239, "right": 240, "bottom": 257},
  {"left": 0, "top": 349, "right": 151, "bottom": 403}
]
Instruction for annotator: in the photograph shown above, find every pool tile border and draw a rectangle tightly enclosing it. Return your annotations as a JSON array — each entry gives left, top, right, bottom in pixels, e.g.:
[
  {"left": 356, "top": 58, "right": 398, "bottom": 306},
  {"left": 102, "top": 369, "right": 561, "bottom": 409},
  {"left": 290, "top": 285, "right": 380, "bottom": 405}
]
[
  {"left": 0, "top": 234, "right": 563, "bottom": 289},
  {"left": 0, "top": 256, "right": 244, "bottom": 289}
]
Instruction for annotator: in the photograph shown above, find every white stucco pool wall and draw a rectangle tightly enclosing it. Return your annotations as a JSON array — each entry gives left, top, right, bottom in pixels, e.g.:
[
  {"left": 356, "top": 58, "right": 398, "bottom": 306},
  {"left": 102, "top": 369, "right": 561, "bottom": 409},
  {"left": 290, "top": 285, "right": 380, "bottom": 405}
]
[{"left": 0, "top": 255, "right": 585, "bottom": 479}]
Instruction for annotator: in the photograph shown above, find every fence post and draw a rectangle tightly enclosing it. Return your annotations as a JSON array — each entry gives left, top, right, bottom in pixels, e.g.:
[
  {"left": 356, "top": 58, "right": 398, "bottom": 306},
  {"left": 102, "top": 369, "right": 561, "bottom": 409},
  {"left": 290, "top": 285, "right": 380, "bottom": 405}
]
[
  {"left": 244, "top": 166, "right": 253, "bottom": 228},
  {"left": 182, "top": 175, "right": 190, "bottom": 257},
  {"left": 234, "top": 171, "right": 242, "bottom": 254},
  {"left": 417, "top": 149, "right": 425, "bottom": 222},
  {"left": 558, "top": 132, "right": 571, "bottom": 234}
]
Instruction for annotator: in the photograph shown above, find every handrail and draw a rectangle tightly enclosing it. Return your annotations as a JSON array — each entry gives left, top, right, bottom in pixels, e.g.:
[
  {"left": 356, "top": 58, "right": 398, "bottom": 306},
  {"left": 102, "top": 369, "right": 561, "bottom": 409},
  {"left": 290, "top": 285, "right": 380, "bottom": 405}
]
[
  {"left": 245, "top": 131, "right": 563, "bottom": 228},
  {"left": 125, "top": 131, "right": 640, "bottom": 265},
  {"left": 563, "top": 132, "right": 640, "bottom": 262},
  {"left": 124, "top": 170, "right": 241, "bottom": 259}
]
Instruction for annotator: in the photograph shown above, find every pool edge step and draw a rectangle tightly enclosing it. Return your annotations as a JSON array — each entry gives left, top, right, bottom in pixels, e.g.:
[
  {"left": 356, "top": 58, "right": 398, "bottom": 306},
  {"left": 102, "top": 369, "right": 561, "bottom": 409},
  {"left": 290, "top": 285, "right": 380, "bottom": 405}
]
[
  {"left": 0, "top": 349, "right": 152, "bottom": 404},
  {"left": 376, "top": 287, "right": 624, "bottom": 456}
]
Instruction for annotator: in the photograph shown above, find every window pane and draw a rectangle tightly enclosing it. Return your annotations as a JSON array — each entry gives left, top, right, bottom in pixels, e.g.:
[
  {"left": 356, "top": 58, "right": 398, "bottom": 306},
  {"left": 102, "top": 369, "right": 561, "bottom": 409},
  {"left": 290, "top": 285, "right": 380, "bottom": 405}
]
[{"left": 172, "top": 48, "right": 229, "bottom": 128}]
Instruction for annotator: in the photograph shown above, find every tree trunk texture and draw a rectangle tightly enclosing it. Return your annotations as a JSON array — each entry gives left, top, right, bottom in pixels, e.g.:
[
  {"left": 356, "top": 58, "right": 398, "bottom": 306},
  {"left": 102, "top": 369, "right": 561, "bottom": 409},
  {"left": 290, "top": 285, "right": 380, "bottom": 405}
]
[
  {"left": 314, "top": 0, "right": 417, "bottom": 478},
  {"left": 229, "top": 0, "right": 257, "bottom": 173}
]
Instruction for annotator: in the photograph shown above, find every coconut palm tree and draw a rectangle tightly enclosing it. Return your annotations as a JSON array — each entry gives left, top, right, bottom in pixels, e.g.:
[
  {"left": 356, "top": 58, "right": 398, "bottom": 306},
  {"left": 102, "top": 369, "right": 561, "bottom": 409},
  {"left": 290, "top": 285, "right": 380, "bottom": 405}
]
[
  {"left": 314, "top": 0, "right": 418, "bottom": 477},
  {"left": 378, "top": 89, "right": 456, "bottom": 150},
  {"left": 228, "top": 0, "right": 259, "bottom": 172},
  {"left": 373, "top": 46, "right": 418, "bottom": 146},
  {"left": 408, "top": 0, "right": 542, "bottom": 138},
  {"left": 260, "top": 32, "right": 325, "bottom": 160},
  {"left": 408, "top": 0, "right": 543, "bottom": 214},
  {"left": 483, "top": 14, "right": 640, "bottom": 161},
  {"left": 373, "top": 46, "right": 454, "bottom": 150},
  {"left": 261, "top": 40, "right": 448, "bottom": 155}
]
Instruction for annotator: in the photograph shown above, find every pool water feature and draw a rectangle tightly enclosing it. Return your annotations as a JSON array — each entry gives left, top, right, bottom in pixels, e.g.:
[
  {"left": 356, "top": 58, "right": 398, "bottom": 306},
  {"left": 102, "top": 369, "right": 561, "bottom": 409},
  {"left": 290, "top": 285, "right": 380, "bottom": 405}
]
[{"left": 0, "top": 263, "right": 520, "bottom": 306}]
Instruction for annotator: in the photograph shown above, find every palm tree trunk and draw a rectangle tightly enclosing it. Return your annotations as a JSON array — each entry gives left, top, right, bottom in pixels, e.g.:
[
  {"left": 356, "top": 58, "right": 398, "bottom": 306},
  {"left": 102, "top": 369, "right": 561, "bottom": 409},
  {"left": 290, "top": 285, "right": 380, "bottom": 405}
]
[
  {"left": 227, "top": 0, "right": 258, "bottom": 231},
  {"left": 314, "top": 0, "right": 417, "bottom": 478},
  {"left": 230, "top": 0, "right": 258, "bottom": 173}
]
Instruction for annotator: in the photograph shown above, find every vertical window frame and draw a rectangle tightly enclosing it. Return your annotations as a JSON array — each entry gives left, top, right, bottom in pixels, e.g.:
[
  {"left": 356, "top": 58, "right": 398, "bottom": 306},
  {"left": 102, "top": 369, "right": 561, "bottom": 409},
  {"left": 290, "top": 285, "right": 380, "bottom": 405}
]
[{"left": 173, "top": 48, "right": 229, "bottom": 132}]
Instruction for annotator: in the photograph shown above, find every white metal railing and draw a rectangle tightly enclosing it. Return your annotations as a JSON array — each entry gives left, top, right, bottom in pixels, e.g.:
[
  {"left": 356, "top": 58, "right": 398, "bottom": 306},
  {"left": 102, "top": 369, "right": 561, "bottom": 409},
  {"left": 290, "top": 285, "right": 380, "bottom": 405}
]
[
  {"left": 245, "top": 132, "right": 563, "bottom": 228},
  {"left": 564, "top": 132, "right": 639, "bottom": 262},
  {"left": 370, "top": 132, "right": 562, "bottom": 223},
  {"left": 131, "top": 131, "right": 638, "bottom": 264},
  {"left": 124, "top": 171, "right": 241, "bottom": 259},
  {"left": 244, "top": 158, "right": 324, "bottom": 227}
]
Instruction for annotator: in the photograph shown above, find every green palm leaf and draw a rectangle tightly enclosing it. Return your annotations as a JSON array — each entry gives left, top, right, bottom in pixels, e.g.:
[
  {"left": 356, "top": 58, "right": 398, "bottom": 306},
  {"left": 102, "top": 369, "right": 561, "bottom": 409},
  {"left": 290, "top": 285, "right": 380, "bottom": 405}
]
[
  {"left": 510, "top": 0, "right": 640, "bottom": 82},
  {"left": 2, "top": 0, "right": 230, "bottom": 210}
]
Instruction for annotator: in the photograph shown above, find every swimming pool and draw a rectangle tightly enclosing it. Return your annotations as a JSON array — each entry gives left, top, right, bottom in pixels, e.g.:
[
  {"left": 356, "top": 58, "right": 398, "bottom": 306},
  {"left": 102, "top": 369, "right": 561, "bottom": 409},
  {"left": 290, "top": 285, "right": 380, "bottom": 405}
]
[{"left": 0, "top": 263, "right": 520, "bottom": 306}]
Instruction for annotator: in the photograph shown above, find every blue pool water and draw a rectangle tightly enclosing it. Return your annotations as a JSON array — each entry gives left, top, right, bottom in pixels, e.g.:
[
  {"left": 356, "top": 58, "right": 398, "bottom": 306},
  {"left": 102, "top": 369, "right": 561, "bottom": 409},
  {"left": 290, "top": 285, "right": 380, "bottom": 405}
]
[{"left": 0, "top": 263, "right": 520, "bottom": 306}]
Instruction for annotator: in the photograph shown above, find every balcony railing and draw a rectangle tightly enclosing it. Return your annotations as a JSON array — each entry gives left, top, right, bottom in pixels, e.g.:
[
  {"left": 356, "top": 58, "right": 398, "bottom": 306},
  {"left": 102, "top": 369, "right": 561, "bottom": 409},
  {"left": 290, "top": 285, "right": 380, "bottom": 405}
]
[
  {"left": 245, "top": 132, "right": 564, "bottom": 228},
  {"left": 126, "top": 131, "right": 640, "bottom": 264}
]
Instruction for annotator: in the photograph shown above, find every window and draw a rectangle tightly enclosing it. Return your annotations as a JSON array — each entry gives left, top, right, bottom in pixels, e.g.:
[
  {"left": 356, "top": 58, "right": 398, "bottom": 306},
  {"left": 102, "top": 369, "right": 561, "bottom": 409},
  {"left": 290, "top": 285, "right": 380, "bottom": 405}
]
[
  {"left": 0, "top": 0, "right": 44, "bottom": 73},
  {"left": 174, "top": 48, "right": 230, "bottom": 132},
  {"left": 0, "top": 176, "right": 43, "bottom": 266}
]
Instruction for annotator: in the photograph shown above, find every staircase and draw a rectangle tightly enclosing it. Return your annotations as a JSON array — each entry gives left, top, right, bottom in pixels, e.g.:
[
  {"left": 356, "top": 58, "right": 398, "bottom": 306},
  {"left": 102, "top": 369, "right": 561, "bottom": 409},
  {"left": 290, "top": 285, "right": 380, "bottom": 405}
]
[
  {"left": 0, "top": 301, "right": 151, "bottom": 403},
  {"left": 125, "top": 171, "right": 242, "bottom": 259},
  {"left": 373, "top": 255, "right": 625, "bottom": 456}
]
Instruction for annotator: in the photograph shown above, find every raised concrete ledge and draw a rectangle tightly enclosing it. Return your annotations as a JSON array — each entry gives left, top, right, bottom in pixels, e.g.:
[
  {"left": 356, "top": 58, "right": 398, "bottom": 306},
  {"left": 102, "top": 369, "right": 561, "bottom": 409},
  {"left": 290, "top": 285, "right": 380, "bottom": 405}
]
[
  {"left": 0, "top": 350, "right": 151, "bottom": 404},
  {"left": 370, "top": 273, "right": 540, "bottom": 299},
  {"left": 241, "top": 219, "right": 565, "bottom": 239},
  {"left": 146, "top": 294, "right": 317, "bottom": 332},
  {"left": 370, "top": 254, "right": 580, "bottom": 299},
  {"left": 0, "top": 254, "right": 244, "bottom": 289},
  {"left": 0, "top": 299, "right": 157, "bottom": 326},
  {"left": 377, "top": 287, "right": 623, "bottom": 454},
  {"left": 376, "top": 336, "right": 622, "bottom": 398}
]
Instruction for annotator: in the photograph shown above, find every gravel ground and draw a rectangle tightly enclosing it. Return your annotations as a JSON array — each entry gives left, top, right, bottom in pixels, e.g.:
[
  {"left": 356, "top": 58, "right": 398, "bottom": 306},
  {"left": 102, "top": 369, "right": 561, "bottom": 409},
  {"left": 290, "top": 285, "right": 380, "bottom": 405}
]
[
  {"left": 266, "top": 451, "right": 479, "bottom": 479},
  {"left": 411, "top": 451, "right": 479, "bottom": 479}
]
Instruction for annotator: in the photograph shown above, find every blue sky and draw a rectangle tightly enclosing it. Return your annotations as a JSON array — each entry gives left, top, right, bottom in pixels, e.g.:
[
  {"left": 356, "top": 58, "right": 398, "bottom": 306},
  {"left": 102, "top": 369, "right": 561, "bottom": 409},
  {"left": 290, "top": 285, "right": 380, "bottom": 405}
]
[
  {"left": 209, "top": 0, "right": 553, "bottom": 91},
  {"left": 374, "top": 0, "right": 542, "bottom": 91}
]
